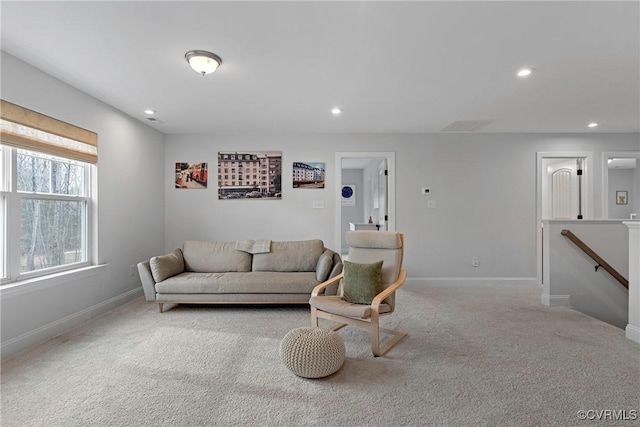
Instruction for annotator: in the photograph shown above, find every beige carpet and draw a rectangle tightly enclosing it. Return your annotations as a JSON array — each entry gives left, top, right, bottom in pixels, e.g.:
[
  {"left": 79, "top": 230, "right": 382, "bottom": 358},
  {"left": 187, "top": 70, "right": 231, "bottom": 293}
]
[{"left": 1, "top": 281, "right": 639, "bottom": 426}]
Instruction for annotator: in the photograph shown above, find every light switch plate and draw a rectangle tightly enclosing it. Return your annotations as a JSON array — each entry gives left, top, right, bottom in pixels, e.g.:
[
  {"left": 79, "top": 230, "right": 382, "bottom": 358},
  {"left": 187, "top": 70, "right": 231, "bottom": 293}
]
[
  {"left": 312, "top": 200, "right": 324, "bottom": 209},
  {"left": 427, "top": 200, "right": 437, "bottom": 209}
]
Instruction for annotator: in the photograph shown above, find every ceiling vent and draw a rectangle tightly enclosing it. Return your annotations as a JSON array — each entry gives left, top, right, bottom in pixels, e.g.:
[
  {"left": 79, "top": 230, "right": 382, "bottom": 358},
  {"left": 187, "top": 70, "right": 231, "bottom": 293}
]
[
  {"left": 441, "top": 120, "right": 495, "bottom": 132},
  {"left": 146, "top": 117, "right": 164, "bottom": 123}
]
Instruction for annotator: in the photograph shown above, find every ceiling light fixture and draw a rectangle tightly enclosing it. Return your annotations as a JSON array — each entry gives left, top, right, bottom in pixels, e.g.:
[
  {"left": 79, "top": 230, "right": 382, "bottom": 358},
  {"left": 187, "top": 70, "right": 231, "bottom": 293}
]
[
  {"left": 331, "top": 107, "right": 342, "bottom": 115},
  {"left": 588, "top": 122, "right": 599, "bottom": 128},
  {"left": 144, "top": 109, "right": 156, "bottom": 115},
  {"left": 185, "top": 50, "right": 222, "bottom": 76},
  {"left": 517, "top": 68, "right": 533, "bottom": 77}
]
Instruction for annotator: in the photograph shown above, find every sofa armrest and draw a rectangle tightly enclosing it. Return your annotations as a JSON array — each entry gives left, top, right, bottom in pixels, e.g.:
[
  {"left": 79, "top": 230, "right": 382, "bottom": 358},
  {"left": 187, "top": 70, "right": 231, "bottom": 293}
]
[{"left": 137, "top": 260, "right": 157, "bottom": 301}]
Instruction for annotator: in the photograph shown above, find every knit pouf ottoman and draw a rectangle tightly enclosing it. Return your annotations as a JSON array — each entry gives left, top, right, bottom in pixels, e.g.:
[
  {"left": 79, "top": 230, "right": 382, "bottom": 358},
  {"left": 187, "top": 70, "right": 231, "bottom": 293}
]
[{"left": 280, "top": 327, "right": 345, "bottom": 378}]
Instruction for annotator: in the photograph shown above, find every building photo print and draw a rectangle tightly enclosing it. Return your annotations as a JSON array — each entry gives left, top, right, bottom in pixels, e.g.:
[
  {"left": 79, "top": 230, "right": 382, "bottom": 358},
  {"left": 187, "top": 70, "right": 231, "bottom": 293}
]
[{"left": 218, "top": 151, "right": 282, "bottom": 199}]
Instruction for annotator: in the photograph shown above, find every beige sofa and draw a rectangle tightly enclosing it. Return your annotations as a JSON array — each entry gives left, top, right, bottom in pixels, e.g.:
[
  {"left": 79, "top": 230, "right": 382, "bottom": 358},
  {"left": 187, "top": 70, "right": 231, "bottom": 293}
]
[{"left": 138, "top": 239, "right": 342, "bottom": 312}]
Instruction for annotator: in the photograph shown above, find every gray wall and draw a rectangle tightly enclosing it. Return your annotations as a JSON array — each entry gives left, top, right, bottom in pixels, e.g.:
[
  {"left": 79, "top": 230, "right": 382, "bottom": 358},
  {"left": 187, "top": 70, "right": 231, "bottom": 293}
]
[
  {"left": 542, "top": 220, "right": 629, "bottom": 328},
  {"left": 165, "top": 133, "right": 640, "bottom": 280},
  {"left": 340, "top": 169, "right": 364, "bottom": 252},
  {"left": 1, "top": 52, "right": 166, "bottom": 356}
]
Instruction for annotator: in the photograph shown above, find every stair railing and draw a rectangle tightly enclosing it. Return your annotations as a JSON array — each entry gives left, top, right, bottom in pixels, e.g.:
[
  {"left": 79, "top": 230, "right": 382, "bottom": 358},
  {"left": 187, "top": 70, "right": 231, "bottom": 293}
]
[{"left": 561, "top": 229, "right": 629, "bottom": 289}]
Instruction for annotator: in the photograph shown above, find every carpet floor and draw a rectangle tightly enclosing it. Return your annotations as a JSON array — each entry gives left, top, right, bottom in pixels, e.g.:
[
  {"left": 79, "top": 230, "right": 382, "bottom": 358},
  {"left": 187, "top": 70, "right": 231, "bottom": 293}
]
[{"left": 1, "top": 281, "right": 639, "bottom": 427}]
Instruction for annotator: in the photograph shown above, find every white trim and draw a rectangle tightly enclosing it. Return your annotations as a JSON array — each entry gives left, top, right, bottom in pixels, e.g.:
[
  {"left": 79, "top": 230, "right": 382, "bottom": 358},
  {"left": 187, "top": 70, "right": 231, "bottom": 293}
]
[
  {"left": 625, "top": 324, "right": 640, "bottom": 344},
  {"left": 624, "top": 221, "right": 640, "bottom": 344},
  {"left": 405, "top": 277, "right": 539, "bottom": 286},
  {"left": 541, "top": 293, "right": 571, "bottom": 307},
  {"left": 0, "top": 287, "right": 142, "bottom": 358}
]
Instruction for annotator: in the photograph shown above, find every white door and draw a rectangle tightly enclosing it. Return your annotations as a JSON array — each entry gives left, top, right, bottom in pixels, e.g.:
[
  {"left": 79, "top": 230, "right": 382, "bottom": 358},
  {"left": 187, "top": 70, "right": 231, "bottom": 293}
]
[
  {"left": 542, "top": 158, "right": 583, "bottom": 220},
  {"left": 377, "top": 161, "right": 388, "bottom": 231}
]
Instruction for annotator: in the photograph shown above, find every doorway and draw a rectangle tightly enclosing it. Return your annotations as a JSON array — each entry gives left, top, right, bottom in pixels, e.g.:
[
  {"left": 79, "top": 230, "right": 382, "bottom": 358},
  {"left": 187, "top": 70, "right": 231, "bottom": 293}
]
[
  {"left": 335, "top": 152, "right": 396, "bottom": 254},
  {"left": 536, "top": 152, "right": 593, "bottom": 284},
  {"left": 602, "top": 151, "right": 640, "bottom": 219}
]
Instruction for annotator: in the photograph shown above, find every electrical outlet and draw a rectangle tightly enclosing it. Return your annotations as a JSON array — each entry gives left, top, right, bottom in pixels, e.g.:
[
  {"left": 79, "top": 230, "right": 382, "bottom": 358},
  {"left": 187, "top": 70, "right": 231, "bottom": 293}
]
[{"left": 471, "top": 257, "right": 479, "bottom": 267}]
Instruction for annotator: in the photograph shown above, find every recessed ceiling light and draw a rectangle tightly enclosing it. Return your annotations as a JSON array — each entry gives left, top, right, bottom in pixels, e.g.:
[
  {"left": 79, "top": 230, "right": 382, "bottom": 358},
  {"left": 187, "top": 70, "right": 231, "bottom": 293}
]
[
  {"left": 144, "top": 109, "right": 156, "bottom": 115},
  {"left": 517, "top": 68, "right": 533, "bottom": 77},
  {"left": 588, "top": 122, "right": 599, "bottom": 128},
  {"left": 331, "top": 107, "right": 342, "bottom": 115}
]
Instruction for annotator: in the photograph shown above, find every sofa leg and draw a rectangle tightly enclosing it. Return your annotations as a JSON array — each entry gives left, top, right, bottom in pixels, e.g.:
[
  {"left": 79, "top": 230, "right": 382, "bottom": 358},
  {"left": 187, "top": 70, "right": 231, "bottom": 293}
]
[{"left": 158, "top": 303, "right": 164, "bottom": 313}]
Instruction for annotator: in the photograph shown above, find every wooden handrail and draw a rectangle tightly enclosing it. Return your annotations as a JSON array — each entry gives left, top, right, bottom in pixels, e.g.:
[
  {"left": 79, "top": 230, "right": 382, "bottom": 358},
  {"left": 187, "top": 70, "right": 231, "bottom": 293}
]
[{"left": 561, "top": 229, "right": 629, "bottom": 289}]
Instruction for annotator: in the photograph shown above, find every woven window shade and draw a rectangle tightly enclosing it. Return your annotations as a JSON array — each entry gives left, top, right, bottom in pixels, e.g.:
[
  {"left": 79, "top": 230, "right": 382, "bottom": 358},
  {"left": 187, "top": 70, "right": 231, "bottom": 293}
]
[{"left": 0, "top": 99, "right": 98, "bottom": 164}]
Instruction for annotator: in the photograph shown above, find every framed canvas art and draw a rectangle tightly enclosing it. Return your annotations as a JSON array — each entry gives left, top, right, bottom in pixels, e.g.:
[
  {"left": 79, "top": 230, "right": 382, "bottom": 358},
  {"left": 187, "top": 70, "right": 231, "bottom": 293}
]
[
  {"left": 175, "top": 162, "right": 208, "bottom": 189},
  {"left": 293, "top": 162, "right": 325, "bottom": 188},
  {"left": 218, "top": 151, "right": 282, "bottom": 199},
  {"left": 616, "top": 191, "right": 628, "bottom": 205}
]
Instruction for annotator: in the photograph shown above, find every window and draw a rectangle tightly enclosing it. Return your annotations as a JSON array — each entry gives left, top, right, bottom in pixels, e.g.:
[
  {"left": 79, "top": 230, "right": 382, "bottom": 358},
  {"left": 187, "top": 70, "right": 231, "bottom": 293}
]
[{"left": 1, "top": 100, "right": 97, "bottom": 283}]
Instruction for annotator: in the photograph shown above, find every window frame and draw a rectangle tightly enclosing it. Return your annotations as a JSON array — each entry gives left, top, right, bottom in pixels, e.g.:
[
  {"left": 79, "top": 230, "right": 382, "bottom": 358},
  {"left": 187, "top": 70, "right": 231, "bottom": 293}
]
[{"left": 1, "top": 145, "right": 95, "bottom": 283}]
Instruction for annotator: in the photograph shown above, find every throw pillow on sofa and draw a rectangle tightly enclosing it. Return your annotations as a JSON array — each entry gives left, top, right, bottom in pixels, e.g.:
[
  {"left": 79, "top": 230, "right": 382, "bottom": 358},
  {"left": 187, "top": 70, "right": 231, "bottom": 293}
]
[
  {"left": 315, "top": 250, "right": 334, "bottom": 282},
  {"left": 150, "top": 248, "right": 185, "bottom": 282}
]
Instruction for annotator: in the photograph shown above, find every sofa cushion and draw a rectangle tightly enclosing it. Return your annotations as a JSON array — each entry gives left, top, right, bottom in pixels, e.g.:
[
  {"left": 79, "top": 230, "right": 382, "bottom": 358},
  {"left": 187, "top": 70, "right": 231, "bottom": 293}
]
[
  {"left": 150, "top": 248, "right": 185, "bottom": 282},
  {"left": 315, "top": 250, "right": 333, "bottom": 282},
  {"left": 183, "top": 240, "right": 252, "bottom": 273},
  {"left": 252, "top": 240, "right": 324, "bottom": 272},
  {"left": 155, "top": 271, "right": 320, "bottom": 294}
]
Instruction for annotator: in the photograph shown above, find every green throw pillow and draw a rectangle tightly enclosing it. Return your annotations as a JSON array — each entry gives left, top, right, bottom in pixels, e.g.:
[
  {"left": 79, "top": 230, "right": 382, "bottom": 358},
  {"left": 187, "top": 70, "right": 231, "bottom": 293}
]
[{"left": 342, "top": 260, "right": 383, "bottom": 304}]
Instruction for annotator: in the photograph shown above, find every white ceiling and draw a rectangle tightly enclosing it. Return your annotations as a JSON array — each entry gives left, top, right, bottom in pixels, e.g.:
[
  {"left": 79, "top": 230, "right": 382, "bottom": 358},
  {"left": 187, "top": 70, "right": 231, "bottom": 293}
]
[{"left": 1, "top": 1, "right": 639, "bottom": 135}]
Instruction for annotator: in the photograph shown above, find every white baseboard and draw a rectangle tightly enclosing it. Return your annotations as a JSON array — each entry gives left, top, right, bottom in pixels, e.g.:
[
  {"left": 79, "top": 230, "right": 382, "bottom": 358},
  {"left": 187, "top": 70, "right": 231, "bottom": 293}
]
[
  {"left": 541, "top": 293, "right": 571, "bottom": 307},
  {"left": 406, "top": 277, "right": 539, "bottom": 286},
  {"left": 1, "top": 287, "right": 142, "bottom": 358},
  {"left": 626, "top": 324, "right": 640, "bottom": 344}
]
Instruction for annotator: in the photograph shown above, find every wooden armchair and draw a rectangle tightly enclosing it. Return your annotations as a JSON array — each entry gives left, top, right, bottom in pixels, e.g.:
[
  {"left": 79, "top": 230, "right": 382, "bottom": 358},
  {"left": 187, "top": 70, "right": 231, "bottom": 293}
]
[{"left": 309, "top": 231, "right": 407, "bottom": 356}]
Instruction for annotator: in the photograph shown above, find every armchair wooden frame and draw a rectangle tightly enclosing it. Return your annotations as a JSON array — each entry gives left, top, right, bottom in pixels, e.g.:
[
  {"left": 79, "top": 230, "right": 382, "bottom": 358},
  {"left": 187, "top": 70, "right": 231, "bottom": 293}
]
[{"left": 310, "top": 233, "right": 407, "bottom": 357}]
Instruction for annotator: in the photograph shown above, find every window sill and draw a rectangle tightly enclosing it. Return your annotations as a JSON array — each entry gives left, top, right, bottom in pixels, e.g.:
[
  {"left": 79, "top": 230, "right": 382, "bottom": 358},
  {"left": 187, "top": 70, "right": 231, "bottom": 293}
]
[{"left": 0, "top": 264, "right": 107, "bottom": 300}]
